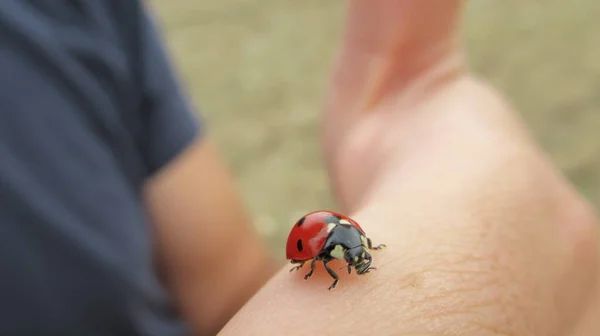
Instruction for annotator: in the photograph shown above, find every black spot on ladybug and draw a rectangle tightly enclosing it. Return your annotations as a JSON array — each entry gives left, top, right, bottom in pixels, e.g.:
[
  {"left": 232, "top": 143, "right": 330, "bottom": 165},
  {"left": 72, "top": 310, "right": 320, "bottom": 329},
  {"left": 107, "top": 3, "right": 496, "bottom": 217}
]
[
  {"left": 297, "top": 217, "right": 306, "bottom": 227},
  {"left": 297, "top": 239, "right": 303, "bottom": 252}
]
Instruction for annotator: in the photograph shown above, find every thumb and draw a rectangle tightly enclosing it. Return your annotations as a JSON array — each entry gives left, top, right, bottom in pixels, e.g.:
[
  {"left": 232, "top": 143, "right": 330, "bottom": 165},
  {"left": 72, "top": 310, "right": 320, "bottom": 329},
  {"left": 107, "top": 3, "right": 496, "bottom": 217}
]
[
  {"left": 342, "top": 0, "right": 464, "bottom": 52},
  {"left": 324, "top": 0, "right": 465, "bottom": 131}
]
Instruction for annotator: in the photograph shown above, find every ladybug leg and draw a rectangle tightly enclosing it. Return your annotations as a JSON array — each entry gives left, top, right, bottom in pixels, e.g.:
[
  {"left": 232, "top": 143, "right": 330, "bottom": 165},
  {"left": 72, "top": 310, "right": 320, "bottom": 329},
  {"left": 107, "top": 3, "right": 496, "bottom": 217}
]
[
  {"left": 347, "top": 264, "right": 352, "bottom": 274},
  {"left": 357, "top": 253, "right": 377, "bottom": 274},
  {"left": 303, "top": 258, "right": 318, "bottom": 280},
  {"left": 367, "top": 237, "right": 386, "bottom": 250},
  {"left": 322, "top": 260, "right": 340, "bottom": 290},
  {"left": 289, "top": 260, "right": 306, "bottom": 273}
]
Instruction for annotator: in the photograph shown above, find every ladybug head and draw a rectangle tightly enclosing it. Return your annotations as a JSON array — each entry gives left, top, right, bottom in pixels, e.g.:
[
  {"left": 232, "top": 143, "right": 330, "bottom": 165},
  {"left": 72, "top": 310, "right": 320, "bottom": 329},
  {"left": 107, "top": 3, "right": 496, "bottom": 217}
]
[{"left": 343, "top": 246, "right": 372, "bottom": 274}]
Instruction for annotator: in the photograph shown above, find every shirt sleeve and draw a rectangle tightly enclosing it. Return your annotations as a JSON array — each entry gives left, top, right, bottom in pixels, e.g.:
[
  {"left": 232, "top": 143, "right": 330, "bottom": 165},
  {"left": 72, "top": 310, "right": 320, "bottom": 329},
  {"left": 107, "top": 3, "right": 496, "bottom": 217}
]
[{"left": 131, "top": 3, "right": 204, "bottom": 176}]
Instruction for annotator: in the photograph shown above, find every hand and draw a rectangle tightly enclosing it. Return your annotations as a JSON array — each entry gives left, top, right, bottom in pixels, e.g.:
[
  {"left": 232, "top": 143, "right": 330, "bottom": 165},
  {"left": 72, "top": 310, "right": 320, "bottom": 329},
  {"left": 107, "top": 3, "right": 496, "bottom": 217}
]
[
  {"left": 219, "top": 1, "right": 599, "bottom": 335},
  {"left": 322, "top": 0, "right": 465, "bottom": 212}
]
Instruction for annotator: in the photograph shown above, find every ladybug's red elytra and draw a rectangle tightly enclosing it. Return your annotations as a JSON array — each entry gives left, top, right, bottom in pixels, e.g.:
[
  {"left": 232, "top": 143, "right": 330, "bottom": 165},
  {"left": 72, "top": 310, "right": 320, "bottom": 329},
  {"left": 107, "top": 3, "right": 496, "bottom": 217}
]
[{"left": 285, "top": 210, "right": 386, "bottom": 290}]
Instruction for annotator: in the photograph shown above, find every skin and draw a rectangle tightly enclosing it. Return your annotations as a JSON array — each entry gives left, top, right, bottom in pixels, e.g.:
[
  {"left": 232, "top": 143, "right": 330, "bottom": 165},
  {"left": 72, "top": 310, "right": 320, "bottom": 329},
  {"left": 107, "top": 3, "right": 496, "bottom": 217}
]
[
  {"left": 212, "top": 1, "right": 600, "bottom": 336},
  {"left": 143, "top": 139, "right": 279, "bottom": 335}
]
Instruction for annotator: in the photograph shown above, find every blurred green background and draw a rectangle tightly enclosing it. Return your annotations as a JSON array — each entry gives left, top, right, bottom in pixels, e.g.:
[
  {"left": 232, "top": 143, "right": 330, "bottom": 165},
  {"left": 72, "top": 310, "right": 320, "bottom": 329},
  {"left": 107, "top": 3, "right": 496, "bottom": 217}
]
[{"left": 149, "top": 0, "right": 599, "bottom": 258}]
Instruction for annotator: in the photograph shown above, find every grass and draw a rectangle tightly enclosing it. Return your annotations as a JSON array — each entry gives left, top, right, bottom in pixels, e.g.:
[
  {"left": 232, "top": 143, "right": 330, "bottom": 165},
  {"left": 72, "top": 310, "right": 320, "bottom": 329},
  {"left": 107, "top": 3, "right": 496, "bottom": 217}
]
[{"left": 149, "top": 0, "right": 600, "bottom": 257}]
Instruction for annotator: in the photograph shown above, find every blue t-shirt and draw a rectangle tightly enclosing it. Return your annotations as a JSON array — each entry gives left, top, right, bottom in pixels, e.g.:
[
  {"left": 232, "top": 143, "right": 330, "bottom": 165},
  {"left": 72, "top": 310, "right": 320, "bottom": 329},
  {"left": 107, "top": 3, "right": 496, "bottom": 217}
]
[{"left": 0, "top": 1, "right": 201, "bottom": 335}]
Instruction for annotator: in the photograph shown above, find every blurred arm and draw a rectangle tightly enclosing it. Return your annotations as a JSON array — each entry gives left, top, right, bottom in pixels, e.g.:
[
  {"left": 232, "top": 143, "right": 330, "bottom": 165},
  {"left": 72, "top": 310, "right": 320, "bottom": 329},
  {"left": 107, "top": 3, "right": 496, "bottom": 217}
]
[
  {"left": 129, "top": 3, "right": 278, "bottom": 334},
  {"left": 144, "top": 138, "right": 278, "bottom": 335}
]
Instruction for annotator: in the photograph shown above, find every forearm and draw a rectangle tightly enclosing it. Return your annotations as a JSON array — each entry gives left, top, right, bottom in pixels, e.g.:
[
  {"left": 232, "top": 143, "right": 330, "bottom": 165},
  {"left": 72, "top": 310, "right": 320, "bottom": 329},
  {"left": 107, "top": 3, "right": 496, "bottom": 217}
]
[
  {"left": 219, "top": 174, "right": 596, "bottom": 335},
  {"left": 145, "top": 139, "right": 279, "bottom": 335},
  {"left": 218, "top": 173, "right": 569, "bottom": 335},
  {"left": 218, "top": 77, "right": 598, "bottom": 336}
]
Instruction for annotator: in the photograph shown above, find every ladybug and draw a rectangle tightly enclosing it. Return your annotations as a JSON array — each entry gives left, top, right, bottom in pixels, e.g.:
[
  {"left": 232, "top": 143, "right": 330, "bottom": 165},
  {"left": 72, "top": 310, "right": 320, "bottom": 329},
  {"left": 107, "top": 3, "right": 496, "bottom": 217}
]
[{"left": 286, "top": 210, "right": 386, "bottom": 290}]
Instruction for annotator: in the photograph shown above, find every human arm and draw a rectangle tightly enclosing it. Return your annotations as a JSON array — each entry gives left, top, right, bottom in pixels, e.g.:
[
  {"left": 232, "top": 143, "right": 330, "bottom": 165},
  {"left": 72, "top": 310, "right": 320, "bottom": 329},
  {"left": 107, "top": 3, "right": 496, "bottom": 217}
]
[
  {"left": 125, "top": 4, "right": 279, "bottom": 335},
  {"left": 144, "top": 138, "right": 278, "bottom": 335},
  {"left": 218, "top": 1, "right": 600, "bottom": 335}
]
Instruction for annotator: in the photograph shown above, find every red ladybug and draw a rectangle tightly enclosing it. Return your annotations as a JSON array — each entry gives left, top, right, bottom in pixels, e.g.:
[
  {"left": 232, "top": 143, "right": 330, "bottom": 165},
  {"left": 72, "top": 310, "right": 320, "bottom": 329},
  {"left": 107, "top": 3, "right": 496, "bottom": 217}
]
[{"left": 286, "top": 210, "right": 386, "bottom": 290}]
